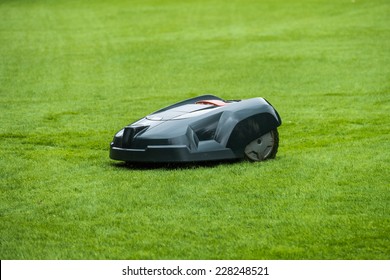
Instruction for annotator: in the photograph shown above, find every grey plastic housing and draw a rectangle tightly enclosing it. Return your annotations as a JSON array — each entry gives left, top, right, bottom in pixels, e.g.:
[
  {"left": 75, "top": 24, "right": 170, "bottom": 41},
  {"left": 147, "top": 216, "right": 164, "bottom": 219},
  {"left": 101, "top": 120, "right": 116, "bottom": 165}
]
[{"left": 110, "top": 95, "right": 281, "bottom": 163}]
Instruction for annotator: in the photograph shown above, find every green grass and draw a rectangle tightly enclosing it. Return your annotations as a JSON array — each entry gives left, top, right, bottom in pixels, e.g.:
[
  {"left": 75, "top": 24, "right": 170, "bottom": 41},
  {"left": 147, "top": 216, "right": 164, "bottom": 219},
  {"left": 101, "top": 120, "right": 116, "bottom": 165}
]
[{"left": 1, "top": 0, "right": 389, "bottom": 259}]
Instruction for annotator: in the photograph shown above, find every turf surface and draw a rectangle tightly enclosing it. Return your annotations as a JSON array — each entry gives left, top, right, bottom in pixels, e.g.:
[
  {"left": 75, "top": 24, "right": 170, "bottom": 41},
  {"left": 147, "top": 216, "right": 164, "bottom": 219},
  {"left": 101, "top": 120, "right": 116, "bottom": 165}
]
[{"left": 1, "top": 0, "right": 389, "bottom": 259}]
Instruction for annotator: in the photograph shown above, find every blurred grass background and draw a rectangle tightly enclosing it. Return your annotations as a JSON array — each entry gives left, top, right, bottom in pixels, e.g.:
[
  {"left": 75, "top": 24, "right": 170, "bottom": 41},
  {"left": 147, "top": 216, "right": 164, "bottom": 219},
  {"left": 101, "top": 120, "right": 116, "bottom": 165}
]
[{"left": 0, "top": 0, "right": 389, "bottom": 259}]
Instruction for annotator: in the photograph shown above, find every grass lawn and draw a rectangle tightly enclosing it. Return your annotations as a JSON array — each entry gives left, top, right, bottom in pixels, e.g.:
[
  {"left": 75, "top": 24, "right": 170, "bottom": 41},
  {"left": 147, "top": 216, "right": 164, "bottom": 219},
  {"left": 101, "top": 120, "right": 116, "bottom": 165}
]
[{"left": 1, "top": 0, "right": 389, "bottom": 259}]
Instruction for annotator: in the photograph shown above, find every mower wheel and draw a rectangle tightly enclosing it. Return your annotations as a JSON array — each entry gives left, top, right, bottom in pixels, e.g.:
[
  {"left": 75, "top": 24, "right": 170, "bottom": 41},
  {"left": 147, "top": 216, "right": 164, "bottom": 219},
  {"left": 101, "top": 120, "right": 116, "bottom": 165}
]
[{"left": 244, "top": 129, "right": 279, "bottom": 161}]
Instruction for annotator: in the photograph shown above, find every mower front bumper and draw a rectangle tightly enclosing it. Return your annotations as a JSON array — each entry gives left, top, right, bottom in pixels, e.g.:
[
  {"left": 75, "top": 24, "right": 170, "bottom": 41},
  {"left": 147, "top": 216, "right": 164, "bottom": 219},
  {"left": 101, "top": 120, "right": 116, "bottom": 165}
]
[{"left": 109, "top": 143, "right": 237, "bottom": 163}]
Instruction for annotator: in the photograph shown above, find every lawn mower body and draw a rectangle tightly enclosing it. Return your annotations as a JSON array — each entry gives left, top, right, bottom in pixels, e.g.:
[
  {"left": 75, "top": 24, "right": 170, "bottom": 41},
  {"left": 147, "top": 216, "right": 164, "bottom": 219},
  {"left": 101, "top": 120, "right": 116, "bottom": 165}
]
[{"left": 110, "top": 95, "right": 281, "bottom": 163}]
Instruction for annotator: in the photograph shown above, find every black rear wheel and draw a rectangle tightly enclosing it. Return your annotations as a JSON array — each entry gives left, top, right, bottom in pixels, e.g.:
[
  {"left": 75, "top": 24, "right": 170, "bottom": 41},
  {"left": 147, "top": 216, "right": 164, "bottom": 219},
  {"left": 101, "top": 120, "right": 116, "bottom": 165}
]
[{"left": 244, "top": 129, "right": 279, "bottom": 161}]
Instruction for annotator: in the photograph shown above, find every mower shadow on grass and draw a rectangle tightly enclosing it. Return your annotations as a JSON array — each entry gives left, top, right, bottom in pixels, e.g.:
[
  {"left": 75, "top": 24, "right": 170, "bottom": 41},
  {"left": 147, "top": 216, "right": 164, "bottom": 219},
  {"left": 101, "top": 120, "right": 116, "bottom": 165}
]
[{"left": 110, "top": 159, "right": 241, "bottom": 170}]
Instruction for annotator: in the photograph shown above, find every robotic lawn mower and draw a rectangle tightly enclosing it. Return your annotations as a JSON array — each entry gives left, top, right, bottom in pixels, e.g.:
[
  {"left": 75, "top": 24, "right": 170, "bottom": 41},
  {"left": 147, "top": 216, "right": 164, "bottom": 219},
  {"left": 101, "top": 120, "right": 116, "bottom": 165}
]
[{"left": 110, "top": 95, "right": 281, "bottom": 163}]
